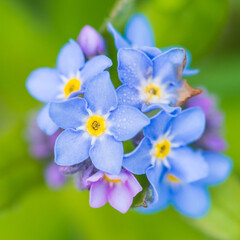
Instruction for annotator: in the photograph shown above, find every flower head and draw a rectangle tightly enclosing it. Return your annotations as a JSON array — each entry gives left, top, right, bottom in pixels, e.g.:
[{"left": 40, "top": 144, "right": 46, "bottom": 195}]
[
  {"left": 123, "top": 108, "right": 207, "bottom": 201},
  {"left": 26, "top": 39, "right": 112, "bottom": 135},
  {"left": 117, "top": 48, "right": 202, "bottom": 115},
  {"left": 49, "top": 71, "right": 150, "bottom": 174},
  {"left": 138, "top": 151, "right": 232, "bottom": 218},
  {"left": 108, "top": 14, "right": 198, "bottom": 75},
  {"left": 77, "top": 25, "right": 106, "bottom": 59},
  {"left": 85, "top": 169, "right": 142, "bottom": 213}
]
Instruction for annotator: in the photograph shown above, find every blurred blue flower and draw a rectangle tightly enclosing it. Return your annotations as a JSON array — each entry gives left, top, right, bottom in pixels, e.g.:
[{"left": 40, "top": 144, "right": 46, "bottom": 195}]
[
  {"left": 77, "top": 25, "right": 106, "bottom": 59},
  {"left": 49, "top": 71, "right": 150, "bottom": 174},
  {"left": 26, "top": 39, "right": 112, "bottom": 135},
  {"left": 123, "top": 108, "right": 207, "bottom": 201},
  {"left": 117, "top": 47, "right": 201, "bottom": 115},
  {"left": 108, "top": 13, "right": 198, "bottom": 75},
  {"left": 138, "top": 151, "right": 232, "bottom": 218}
]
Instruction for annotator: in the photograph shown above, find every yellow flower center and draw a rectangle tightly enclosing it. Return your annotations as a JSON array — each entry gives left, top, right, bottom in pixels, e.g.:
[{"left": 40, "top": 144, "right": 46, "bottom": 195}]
[
  {"left": 104, "top": 174, "right": 121, "bottom": 183},
  {"left": 64, "top": 78, "right": 81, "bottom": 98},
  {"left": 86, "top": 115, "right": 106, "bottom": 136},
  {"left": 154, "top": 139, "right": 171, "bottom": 159},
  {"left": 144, "top": 83, "right": 161, "bottom": 102},
  {"left": 166, "top": 174, "right": 181, "bottom": 183}
]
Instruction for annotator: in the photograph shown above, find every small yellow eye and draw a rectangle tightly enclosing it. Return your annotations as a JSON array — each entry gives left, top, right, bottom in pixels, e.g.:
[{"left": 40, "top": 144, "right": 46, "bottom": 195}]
[
  {"left": 86, "top": 115, "right": 106, "bottom": 136},
  {"left": 104, "top": 174, "right": 121, "bottom": 183},
  {"left": 64, "top": 79, "right": 81, "bottom": 98},
  {"left": 144, "top": 83, "right": 161, "bottom": 102},
  {"left": 154, "top": 139, "right": 171, "bottom": 159},
  {"left": 166, "top": 174, "right": 181, "bottom": 183}
]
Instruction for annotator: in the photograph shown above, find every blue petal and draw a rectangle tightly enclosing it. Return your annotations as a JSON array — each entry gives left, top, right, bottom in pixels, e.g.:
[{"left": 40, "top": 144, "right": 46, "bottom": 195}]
[
  {"left": 138, "top": 46, "right": 162, "bottom": 59},
  {"left": 84, "top": 71, "right": 117, "bottom": 115},
  {"left": 152, "top": 48, "right": 185, "bottom": 83},
  {"left": 169, "top": 107, "right": 205, "bottom": 146},
  {"left": 90, "top": 134, "right": 123, "bottom": 174},
  {"left": 37, "top": 104, "right": 59, "bottom": 136},
  {"left": 143, "top": 110, "right": 172, "bottom": 140},
  {"left": 54, "top": 129, "right": 91, "bottom": 166},
  {"left": 137, "top": 183, "right": 170, "bottom": 214},
  {"left": 168, "top": 147, "right": 208, "bottom": 183},
  {"left": 57, "top": 39, "right": 85, "bottom": 76},
  {"left": 146, "top": 164, "right": 165, "bottom": 203},
  {"left": 172, "top": 184, "right": 210, "bottom": 218},
  {"left": 125, "top": 13, "right": 155, "bottom": 47},
  {"left": 142, "top": 103, "right": 181, "bottom": 116},
  {"left": 162, "top": 47, "right": 199, "bottom": 77},
  {"left": 116, "top": 84, "right": 142, "bottom": 109},
  {"left": 26, "top": 68, "right": 61, "bottom": 103},
  {"left": 107, "top": 23, "right": 130, "bottom": 50},
  {"left": 49, "top": 98, "right": 89, "bottom": 129},
  {"left": 123, "top": 137, "right": 153, "bottom": 175},
  {"left": 117, "top": 48, "right": 153, "bottom": 87},
  {"left": 108, "top": 105, "right": 150, "bottom": 141},
  {"left": 199, "top": 151, "right": 233, "bottom": 186},
  {"left": 80, "top": 55, "right": 112, "bottom": 91}
]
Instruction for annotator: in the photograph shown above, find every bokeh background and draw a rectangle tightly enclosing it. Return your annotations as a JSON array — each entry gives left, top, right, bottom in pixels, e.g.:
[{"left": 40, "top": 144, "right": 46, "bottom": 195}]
[{"left": 0, "top": 0, "right": 240, "bottom": 239}]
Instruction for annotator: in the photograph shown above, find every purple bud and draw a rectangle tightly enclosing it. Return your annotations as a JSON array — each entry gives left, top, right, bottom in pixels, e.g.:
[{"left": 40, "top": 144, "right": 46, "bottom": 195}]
[
  {"left": 45, "top": 163, "right": 66, "bottom": 189},
  {"left": 77, "top": 25, "right": 106, "bottom": 59}
]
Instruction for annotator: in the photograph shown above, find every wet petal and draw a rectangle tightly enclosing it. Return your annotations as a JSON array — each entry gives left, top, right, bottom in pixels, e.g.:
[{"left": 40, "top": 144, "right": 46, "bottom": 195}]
[
  {"left": 84, "top": 71, "right": 117, "bottom": 115},
  {"left": 49, "top": 98, "right": 89, "bottom": 129},
  {"left": 117, "top": 48, "right": 153, "bottom": 87},
  {"left": 117, "top": 84, "right": 142, "bottom": 109},
  {"left": 109, "top": 105, "right": 150, "bottom": 141},
  {"left": 152, "top": 48, "right": 186, "bottom": 83},
  {"left": 90, "top": 134, "right": 123, "bottom": 174},
  {"left": 143, "top": 110, "right": 171, "bottom": 140}
]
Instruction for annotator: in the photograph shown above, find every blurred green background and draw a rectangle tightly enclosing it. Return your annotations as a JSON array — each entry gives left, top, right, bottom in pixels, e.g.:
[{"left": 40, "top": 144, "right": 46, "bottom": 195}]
[{"left": 0, "top": 0, "right": 240, "bottom": 239}]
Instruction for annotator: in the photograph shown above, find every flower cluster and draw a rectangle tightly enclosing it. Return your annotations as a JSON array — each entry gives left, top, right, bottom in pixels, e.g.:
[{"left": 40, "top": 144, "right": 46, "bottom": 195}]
[{"left": 26, "top": 14, "right": 232, "bottom": 217}]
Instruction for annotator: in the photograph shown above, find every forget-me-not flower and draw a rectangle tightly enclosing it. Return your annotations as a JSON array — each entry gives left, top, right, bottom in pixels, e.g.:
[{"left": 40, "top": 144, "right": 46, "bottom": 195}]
[
  {"left": 138, "top": 151, "right": 232, "bottom": 218},
  {"left": 85, "top": 169, "right": 142, "bottom": 213},
  {"left": 117, "top": 47, "right": 202, "bottom": 114},
  {"left": 123, "top": 108, "right": 207, "bottom": 201},
  {"left": 108, "top": 13, "right": 198, "bottom": 75},
  {"left": 49, "top": 71, "right": 150, "bottom": 174},
  {"left": 26, "top": 39, "right": 112, "bottom": 135}
]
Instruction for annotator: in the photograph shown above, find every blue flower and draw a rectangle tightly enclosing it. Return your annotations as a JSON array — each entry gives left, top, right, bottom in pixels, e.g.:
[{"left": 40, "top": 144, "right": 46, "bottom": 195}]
[
  {"left": 116, "top": 47, "right": 201, "bottom": 115},
  {"left": 49, "top": 71, "right": 150, "bottom": 175},
  {"left": 26, "top": 39, "right": 112, "bottom": 135},
  {"left": 108, "top": 13, "right": 198, "bottom": 75},
  {"left": 123, "top": 108, "right": 207, "bottom": 201},
  {"left": 138, "top": 151, "right": 232, "bottom": 218}
]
